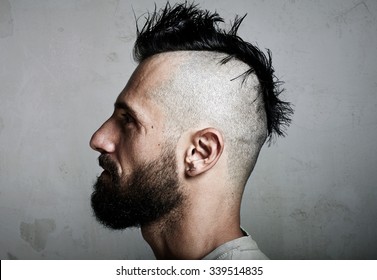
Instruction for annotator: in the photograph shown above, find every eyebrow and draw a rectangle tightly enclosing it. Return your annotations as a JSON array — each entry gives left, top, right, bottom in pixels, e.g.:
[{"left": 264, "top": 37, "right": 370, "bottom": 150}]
[
  {"left": 114, "top": 101, "right": 139, "bottom": 118},
  {"left": 115, "top": 101, "right": 135, "bottom": 112}
]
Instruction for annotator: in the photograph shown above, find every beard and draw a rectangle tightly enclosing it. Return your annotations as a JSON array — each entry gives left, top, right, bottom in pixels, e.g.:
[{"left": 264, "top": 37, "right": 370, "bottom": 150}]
[{"left": 91, "top": 147, "right": 185, "bottom": 230}]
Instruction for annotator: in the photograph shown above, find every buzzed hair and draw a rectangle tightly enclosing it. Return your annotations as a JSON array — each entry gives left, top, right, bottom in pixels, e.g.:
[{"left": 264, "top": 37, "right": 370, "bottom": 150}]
[{"left": 132, "top": 2, "right": 293, "bottom": 184}]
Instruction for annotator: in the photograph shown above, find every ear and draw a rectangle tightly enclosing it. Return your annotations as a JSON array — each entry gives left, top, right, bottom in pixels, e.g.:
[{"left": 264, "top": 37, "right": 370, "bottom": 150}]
[{"left": 185, "top": 128, "right": 224, "bottom": 177}]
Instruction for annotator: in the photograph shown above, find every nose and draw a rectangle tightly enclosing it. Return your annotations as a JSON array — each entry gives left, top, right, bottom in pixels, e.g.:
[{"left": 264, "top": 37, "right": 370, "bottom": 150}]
[{"left": 89, "top": 119, "right": 116, "bottom": 154}]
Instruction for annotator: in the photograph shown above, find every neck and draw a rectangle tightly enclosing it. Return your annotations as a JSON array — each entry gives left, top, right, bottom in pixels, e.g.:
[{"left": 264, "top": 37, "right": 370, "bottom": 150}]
[{"left": 141, "top": 190, "right": 243, "bottom": 259}]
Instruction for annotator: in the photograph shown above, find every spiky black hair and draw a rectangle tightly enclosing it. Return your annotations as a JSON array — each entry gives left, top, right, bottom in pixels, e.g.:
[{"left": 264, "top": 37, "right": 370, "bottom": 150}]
[{"left": 133, "top": 1, "right": 293, "bottom": 142}]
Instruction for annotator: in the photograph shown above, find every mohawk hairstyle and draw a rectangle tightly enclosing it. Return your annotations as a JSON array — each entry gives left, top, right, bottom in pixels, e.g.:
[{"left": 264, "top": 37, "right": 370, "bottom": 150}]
[{"left": 133, "top": 1, "right": 293, "bottom": 142}]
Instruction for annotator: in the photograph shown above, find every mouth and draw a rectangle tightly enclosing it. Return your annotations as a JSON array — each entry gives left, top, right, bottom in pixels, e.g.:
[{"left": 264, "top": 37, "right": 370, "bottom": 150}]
[
  {"left": 101, "top": 168, "right": 110, "bottom": 175},
  {"left": 97, "top": 155, "right": 119, "bottom": 181},
  {"left": 99, "top": 169, "right": 112, "bottom": 180}
]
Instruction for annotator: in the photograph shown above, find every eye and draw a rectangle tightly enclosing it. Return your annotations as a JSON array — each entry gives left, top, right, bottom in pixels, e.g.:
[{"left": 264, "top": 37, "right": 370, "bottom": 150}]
[{"left": 121, "top": 113, "right": 135, "bottom": 125}]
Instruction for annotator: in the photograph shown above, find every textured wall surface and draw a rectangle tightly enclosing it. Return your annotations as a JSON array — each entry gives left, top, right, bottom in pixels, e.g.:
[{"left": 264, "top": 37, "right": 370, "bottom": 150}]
[{"left": 1, "top": 0, "right": 376, "bottom": 259}]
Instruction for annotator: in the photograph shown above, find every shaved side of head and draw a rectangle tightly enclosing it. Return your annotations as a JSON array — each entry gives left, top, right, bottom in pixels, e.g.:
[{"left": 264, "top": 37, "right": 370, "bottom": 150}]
[{"left": 145, "top": 51, "right": 267, "bottom": 186}]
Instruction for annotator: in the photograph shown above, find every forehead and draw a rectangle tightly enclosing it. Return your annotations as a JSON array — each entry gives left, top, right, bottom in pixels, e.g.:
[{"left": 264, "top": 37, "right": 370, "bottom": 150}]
[
  {"left": 118, "top": 53, "right": 182, "bottom": 102},
  {"left": 115, "top": 54, "right": 183, "bottom": 122}
]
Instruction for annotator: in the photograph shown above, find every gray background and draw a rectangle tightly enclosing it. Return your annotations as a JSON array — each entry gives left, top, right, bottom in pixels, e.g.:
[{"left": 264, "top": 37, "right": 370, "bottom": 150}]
[{"left": 1, "top": 0, "right": 376, "bottom": 260}]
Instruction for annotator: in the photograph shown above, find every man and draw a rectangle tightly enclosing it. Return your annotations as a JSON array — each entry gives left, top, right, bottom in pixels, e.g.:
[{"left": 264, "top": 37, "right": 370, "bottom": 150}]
[{"left": 89, "top": 2, "right": 292, "bottom": 260}]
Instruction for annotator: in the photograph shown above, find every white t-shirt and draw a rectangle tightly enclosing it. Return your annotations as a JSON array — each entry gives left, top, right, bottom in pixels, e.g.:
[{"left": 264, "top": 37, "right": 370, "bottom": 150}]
[{"left": 202, "top": 233, "right": 268, "bottom": 260}]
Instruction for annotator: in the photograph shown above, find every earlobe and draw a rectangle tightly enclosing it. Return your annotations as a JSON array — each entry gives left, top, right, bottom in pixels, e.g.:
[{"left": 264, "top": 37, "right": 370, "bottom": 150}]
[{"left": 185, "top": 128, "right": 224, "bottom": 177}]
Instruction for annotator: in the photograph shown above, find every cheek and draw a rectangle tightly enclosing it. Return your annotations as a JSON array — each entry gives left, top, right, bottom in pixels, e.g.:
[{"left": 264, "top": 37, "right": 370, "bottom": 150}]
[
  {"left": 138, "top": 137, "right": 165, "bottom": 161},
  {"left": 118, "top": 132, "right": 165, "bottom": 167}
]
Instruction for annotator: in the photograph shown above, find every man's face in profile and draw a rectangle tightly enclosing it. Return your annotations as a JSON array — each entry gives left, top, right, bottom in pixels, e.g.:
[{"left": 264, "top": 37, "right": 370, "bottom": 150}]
[{"left": 89, "top": 55, "right": 185, "bottom": 229}]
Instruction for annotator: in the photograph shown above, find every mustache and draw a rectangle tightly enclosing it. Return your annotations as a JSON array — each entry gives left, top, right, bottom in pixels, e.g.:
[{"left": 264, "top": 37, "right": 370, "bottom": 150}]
[{"left": 98, "top": 154, "right": 119, "bottom": 176}]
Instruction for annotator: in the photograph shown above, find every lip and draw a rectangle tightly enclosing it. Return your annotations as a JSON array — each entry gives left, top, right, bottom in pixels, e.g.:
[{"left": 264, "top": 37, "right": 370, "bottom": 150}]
[{"left": 100, "top": 170, "right": 111, "bottom": 177}]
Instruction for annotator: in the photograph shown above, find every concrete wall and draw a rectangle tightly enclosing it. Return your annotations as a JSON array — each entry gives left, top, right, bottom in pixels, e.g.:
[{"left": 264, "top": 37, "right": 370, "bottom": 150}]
[{"left": 1, "top": 0, "right": 376, "bottom": 259}]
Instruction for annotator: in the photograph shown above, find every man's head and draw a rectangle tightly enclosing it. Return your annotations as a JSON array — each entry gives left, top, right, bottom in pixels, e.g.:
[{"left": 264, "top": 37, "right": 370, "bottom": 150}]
[{"left": 90, "top": 2, "right": 292, "bottom": 231}]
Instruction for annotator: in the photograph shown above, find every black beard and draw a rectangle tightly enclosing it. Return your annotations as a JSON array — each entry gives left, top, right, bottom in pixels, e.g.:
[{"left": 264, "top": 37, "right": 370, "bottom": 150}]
[{"left": 91, "top": 148, "right": 185, "bottom": 230}]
